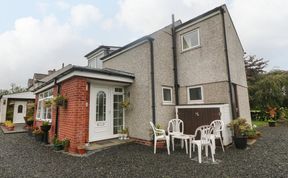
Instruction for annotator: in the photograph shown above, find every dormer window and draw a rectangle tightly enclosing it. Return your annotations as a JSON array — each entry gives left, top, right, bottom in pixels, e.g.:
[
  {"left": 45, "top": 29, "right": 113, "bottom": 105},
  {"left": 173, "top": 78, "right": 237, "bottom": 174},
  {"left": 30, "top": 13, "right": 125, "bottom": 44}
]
[{"left": 88, "top": 53, "right": 104, "bottom": 69}]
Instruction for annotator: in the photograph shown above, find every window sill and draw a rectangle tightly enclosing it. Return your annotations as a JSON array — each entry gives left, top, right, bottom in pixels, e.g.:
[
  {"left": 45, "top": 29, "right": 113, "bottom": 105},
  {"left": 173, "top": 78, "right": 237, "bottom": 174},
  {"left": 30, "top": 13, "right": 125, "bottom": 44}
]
[
  {"left": 188, "top": 100, "right": 204, "bottom": 104},
  {"left": 162, "top": 102, "right": 175, "bottom": 106},
  {"left": 36, "top": 118, "right": 52, "bottom": 122},
  {"left": 181, "top": 45, "right": 201, "bottom": 54}
]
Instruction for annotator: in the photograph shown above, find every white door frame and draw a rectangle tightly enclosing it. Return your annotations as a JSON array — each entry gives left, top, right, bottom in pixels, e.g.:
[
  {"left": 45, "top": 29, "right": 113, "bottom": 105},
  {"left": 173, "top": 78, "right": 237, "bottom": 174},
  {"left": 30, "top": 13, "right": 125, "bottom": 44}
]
[
  {"left": 13, "top": 101, "right": 27, "bottom": 123},
  {"left": 89, "top": 84, "right": 125, "bottom": 142}
]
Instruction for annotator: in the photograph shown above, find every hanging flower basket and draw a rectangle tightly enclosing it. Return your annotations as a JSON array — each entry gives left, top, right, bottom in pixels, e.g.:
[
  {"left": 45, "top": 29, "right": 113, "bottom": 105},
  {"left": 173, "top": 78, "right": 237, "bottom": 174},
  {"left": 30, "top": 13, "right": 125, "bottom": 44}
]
[
  {"left": 120, "top": 99, "right": 131, "bottom": 110},
  {"left": 52, "top": 95, "right": 68, "bottom": 108}
]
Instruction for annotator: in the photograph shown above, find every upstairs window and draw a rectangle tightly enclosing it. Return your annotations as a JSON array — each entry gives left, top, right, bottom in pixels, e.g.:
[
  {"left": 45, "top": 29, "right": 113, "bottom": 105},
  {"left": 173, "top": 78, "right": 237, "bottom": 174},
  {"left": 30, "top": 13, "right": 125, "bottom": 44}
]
[
  {"left": 187, "top": 86, "right": 203, "bottom": 104},
  {"left": 181, "top": 29, "right": 200, "bottom": 51},
  {"left": 162, "top": 87, "right": 173, "bottom": 104}
]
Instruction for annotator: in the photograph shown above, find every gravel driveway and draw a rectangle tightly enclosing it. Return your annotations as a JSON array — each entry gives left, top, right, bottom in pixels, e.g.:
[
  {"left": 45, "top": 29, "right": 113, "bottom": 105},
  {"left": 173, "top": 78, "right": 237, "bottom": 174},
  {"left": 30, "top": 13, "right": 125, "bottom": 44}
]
[{"left": 0, "top": 126, "right": 288, "bottom": 178}]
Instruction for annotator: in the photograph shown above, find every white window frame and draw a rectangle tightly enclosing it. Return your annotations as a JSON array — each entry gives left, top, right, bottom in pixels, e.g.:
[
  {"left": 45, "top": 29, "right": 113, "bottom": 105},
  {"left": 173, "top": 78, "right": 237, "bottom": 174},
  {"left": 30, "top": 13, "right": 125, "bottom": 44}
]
[
  {"left": 36, "top": 89, "right": 53, "bottom": 122},
  {"left": 112, "top": 87, "right": 125, "bottom": 135},
  {"left": 181, "top": 28, "right": 200, "bottom": 52},
  {"left": 162, "top": 87, "right": 173, "bottom": 105},
  {"left": 187, "top": 86, "right": 204, "bottom": 104}
]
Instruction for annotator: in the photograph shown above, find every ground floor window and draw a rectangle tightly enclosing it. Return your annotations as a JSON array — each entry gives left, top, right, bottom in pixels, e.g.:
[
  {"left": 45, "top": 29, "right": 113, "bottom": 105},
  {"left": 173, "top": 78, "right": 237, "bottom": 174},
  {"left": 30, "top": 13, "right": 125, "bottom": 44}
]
[
  {"left": 187, "top": 86, "right": 203, "bottom": 104},
  {"left": 36, "top": 89, "right": 53, "bottom": 121}
]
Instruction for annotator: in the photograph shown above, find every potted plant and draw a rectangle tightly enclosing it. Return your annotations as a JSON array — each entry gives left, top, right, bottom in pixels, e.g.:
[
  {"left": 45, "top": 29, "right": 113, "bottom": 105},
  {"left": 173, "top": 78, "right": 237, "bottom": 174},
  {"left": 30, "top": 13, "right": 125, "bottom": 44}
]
[
  {"left": 33, "top": 127, "right": 44, "bottom": 142},
  {"left": 25, "top": 103, "right": 35, "bottom": 127},
  {"left": 122, "top": 127, "right": 129, "bottom": 140},
  {"left": 77, "top": 145, "right": 86, "bottom": 155},
  {"left": 53, "top": 95, "right": 68, "bottom": 108},
  {"left": 53, "top": 136, "right": 64, "bottom": 151},
  {"left": 267, "top": 106, "right": 277, "bottom": 127},
  {"left": 4, "top": 120, "right": 15, "bottom": 131},
  {"left": 63, "top": 138, "right": 70, "bottom": 152},
  {"left": 26, "top": 117, "right": 34, "bottom": 127},
  {"left": 228, "top": 118, "right": 251, "bottom": 149},
  {"left": 40, "top": 121, "right": 51, "bottom": 132},
  {"left": 41, "top": 121, "right": 51, "bottom": 144}
]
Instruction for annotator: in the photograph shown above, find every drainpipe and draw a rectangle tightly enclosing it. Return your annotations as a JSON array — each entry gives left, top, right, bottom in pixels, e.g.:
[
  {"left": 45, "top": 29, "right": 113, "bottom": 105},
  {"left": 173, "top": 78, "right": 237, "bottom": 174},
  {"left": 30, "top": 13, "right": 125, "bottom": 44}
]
[
  {"left": 221, "top": 7, "right": 236, "bottom": 119},
  {"left": 148, "top": 38, "right": 156, "bottom": 124},
  {"left": 171, "top": 14, "right": 179, "bottom": 105},
  {"left": 55, "top": 79, "right": 61, "bottom": 135}
]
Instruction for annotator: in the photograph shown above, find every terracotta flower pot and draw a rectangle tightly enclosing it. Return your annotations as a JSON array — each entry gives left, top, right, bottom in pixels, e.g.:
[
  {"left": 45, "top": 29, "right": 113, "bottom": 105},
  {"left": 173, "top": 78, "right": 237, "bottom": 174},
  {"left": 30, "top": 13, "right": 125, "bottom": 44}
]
[
  {"left": 77, "top": 145, "right": 86, "bottom": 154},
  {"left": 6, "top": 126, "right": 14, "bottom": 131},
  {"left": 156, "top": 140, "right": 166, "bottom": 149}
]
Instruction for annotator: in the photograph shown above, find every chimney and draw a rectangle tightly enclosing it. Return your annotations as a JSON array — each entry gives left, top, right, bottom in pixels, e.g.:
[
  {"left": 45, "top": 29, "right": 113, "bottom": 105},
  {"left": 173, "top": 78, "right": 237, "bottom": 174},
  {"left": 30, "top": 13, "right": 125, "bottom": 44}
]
[{"left": 48, "top": 69, "right": 55, "bottom": 75}]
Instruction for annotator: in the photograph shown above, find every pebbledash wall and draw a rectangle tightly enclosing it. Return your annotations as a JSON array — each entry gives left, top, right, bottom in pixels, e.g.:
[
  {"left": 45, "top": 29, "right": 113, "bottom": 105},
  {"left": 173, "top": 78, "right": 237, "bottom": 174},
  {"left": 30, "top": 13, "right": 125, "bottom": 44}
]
[{"left": 34, "top": 77, "right": 89, "bottom": 153}]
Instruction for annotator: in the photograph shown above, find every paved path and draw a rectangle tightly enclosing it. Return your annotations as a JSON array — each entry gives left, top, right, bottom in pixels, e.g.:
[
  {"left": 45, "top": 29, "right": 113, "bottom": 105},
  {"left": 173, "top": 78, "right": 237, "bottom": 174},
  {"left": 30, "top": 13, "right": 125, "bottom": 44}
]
[{"left": 0, "top": 126, "right": 288, "bottom": 178}]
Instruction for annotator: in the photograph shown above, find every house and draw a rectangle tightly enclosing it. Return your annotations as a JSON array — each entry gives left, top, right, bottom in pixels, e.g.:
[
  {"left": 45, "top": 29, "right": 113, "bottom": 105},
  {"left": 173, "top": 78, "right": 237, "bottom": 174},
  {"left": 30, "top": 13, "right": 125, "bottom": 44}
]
[
  {"left": 0, "top": 72, "right": 51, "bottom": 124},
  {"left": 32, "top": 5, "right": 251, "bottom": 153},
  {"left": 0, "top": 92, "right": 35, "bottom": 123}
]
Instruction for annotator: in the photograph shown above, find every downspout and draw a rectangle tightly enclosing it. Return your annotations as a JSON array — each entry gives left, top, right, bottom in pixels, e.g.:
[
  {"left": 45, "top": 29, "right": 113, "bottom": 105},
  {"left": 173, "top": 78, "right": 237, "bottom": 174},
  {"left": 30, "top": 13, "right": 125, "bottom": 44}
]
[
  {"left": 172, "top": 15, "right": 179, "bottom": 105},
  {"left": 55, "top": 79, "right": 61, "bottom": 135},
  {"left": 148, "top": 38, "right": 156, "bottom": 124},
  {"left": 221, "top": 7, "right": 236, "bottom": 119}
]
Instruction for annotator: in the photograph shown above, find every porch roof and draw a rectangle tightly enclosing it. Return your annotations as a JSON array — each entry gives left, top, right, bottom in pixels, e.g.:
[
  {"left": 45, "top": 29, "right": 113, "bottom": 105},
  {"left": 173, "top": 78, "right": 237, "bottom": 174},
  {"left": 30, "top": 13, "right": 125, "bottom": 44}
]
[
  {"left": 1, "top": 92, "right": 35, "bottom": 100},
  {"left": 33, "top": 65, "right": 135, "bottom": 93}
]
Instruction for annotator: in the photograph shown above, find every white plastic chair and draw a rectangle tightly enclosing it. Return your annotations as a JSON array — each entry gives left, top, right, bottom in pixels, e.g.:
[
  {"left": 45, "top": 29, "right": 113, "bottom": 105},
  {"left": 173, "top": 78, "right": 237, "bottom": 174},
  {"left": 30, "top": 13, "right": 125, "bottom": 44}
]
[
  {"left": 149, "top": 122, "right": 170, "bottom": 155},
  {"left": 189, "top": 125, "right": 215, "bottom": 163},
  {"left": 167, "top": 119, "right": 189, "bottom": 154},
  {"left": 210, "top": 120, "right": 225, "bottom": 152}
]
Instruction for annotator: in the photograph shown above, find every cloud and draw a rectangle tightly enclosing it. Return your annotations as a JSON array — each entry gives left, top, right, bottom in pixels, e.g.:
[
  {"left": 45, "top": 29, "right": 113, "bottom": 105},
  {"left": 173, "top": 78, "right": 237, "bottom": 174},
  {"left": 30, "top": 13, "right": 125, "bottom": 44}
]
[
  {"left": 36, "top": 2, "right": 50, "bottom": 14},
  {"left": 101, "top": 18, "right": 114, "bottom": 30},
  {"left": 56, "top": 1, "right": 71, "bottom": 10},
  {"left": 116, "top": 0, "right": 225, "bottom": 33},
  {"left": 70, "top": 4, "right": 102, "bottom": 26},
  {"left": 228, "top": 0, "right": 288, "bottom": 69},
  {"left": 0, "top": 15, "right": 97, "bottom": 88}
]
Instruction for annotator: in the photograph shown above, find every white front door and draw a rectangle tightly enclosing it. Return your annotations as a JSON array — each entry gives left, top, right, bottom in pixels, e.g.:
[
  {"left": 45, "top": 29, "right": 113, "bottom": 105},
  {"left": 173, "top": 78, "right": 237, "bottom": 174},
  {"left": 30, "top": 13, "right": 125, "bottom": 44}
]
[
  {"left": 89, "top": 87, "right": 113, "bottom": 141},
  {"left": 13, "top": 101, "right": 27, "bottom": 123}
]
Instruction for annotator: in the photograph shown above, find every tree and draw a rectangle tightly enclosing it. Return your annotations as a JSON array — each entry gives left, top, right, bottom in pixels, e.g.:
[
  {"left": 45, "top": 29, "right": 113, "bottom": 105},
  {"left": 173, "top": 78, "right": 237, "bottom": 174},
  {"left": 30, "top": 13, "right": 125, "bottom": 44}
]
[
  {"left": 249, "top": 70, "right": 288, "bottom": 109},
  {"left": 0, "top": 83, "right": 27, "bottom": 97},
  {"left": 244, "top": 55, "right": 268, "bottom": 82}
]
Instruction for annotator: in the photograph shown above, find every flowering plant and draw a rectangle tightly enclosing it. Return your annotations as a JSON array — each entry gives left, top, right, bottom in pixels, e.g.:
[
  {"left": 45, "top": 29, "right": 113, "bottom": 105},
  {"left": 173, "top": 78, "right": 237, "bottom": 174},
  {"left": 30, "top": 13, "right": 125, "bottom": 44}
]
[
  {"left": 228, "top": 118, "right": 251, "bottom": 137},
  {"left": 120, "top": 99, "right": 131, "bottom": 110}
]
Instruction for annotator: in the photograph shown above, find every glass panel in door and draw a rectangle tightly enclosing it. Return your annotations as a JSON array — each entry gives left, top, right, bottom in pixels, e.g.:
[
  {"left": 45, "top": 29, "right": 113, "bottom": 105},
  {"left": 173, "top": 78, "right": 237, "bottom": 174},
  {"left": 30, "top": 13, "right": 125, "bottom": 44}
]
[
  {"left": 113, "top": 94, "right": 123, "bottom": 134},
  {"left": 96, "top": 91, "right": 106, "bottom": 122}
]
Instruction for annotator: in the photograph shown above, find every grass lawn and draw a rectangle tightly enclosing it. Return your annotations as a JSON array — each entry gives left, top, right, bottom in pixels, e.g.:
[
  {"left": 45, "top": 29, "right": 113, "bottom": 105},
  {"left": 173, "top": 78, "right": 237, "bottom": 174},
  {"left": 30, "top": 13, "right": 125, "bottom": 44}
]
[{"left": 252, "top": 120, "right": 267, "bottom": 127}]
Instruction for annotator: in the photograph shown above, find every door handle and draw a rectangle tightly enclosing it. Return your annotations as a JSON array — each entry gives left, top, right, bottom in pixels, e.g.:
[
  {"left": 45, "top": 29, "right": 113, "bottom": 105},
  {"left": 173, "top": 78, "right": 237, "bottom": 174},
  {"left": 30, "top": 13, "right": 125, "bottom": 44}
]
[{"left": 195, "top": 112, "right": 199, "bottom": 116}]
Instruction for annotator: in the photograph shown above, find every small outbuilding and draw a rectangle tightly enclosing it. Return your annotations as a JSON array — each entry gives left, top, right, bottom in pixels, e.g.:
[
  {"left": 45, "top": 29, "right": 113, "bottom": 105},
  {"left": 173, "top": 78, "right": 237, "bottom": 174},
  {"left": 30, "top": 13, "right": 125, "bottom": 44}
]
[{"left": 0, "top": 92, "right": 35, "bottom": 123}]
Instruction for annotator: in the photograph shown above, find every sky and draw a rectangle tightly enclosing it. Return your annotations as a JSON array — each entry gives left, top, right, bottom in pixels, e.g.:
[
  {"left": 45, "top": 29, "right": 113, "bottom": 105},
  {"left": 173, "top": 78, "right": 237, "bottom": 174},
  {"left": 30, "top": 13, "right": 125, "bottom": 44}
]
[{"left": 0, "top": 0, "right": 288, "bottom": 89}]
